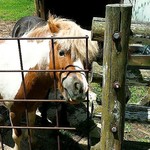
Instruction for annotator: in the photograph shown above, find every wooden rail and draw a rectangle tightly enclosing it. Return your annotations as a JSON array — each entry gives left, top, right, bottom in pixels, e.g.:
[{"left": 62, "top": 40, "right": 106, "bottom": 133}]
[
  {"left": 91, "top": 17, "right": 150, "bottom": 45},
  {"left": 91, "top": 18, "right": 150, "bottom": 69}
]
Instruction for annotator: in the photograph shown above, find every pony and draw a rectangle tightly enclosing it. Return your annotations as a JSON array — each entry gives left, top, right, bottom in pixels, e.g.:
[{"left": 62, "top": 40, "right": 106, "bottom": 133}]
[
  {"left": 11, "top": 15, "right": 103, "bottom": 124},
  {"left": 12, "top": 16, "right": 46, "bottom": 37},
  {"left": 0, "top": 14, "right": 99, "bottom": 150}
]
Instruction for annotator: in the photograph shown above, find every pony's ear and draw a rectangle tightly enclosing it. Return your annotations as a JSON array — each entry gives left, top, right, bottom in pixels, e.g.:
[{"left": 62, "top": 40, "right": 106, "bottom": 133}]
[{"left": 47, "top": 14, "right": 60, "bottom": 34}]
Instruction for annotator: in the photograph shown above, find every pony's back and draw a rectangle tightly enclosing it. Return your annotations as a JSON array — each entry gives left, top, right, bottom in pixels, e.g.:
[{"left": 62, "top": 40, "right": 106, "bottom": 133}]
[{"left": 12, "top": 16, "right": 46, "bottom": 37}]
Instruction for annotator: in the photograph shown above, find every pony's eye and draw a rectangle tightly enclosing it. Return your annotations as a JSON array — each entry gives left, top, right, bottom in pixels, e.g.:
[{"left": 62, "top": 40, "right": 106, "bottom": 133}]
[{"left": 59, "top": 50, "right": 65, "bottom": 56}]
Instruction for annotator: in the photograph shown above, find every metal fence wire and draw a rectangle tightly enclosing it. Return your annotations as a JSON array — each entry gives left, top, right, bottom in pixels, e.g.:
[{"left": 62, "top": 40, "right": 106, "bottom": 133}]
[{"left": 0, "top": 36, "right": 92, "bottom": 150}]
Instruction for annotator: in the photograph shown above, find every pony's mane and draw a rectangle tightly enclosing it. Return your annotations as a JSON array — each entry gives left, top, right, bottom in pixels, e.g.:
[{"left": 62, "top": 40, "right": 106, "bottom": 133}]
[
  {"left": 23, "top": 24, "right": 51, "bottom": 38},
  {"left": 23, "top": 14, "right": 99, "bottom": 63},
  {"left": 47, "top": 15, "right": 99, "bottom": 63}
]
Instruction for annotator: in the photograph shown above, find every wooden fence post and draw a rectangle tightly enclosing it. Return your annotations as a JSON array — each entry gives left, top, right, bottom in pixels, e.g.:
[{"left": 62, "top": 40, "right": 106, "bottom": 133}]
[
  {"left": 91, "top": 4, "right": 132, "bottom": 150},
  {"left": 34, "top": 0, "right": 46, "bottom": 19},
  {"left": 101, "top": 4, "right": 132, "bottom": 150}
]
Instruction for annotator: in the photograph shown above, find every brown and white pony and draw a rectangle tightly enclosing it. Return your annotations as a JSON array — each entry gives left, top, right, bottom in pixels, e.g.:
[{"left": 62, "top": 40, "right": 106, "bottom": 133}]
[{"left": 0, "top": 14, "right": 99, "bottom": 150}]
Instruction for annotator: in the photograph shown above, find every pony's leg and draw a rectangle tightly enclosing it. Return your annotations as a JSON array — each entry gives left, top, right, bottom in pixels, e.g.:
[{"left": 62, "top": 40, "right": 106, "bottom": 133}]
[
  {"left": 10, "top": 109, "right": 36, "bottom": 150},
  {"left": 25, "top": 110, "right": 37, "bottom": 147},
  {"left": 9, "top": 111, "right": 22, "bottom": 150},
  {"left": 39, "top": 102, "right": 49, "bottom": 125}
]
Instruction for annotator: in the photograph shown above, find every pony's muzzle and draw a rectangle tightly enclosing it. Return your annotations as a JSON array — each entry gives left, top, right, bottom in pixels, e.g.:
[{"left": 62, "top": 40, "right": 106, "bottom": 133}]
[{"left": 62, "top": 74, "right": 88, "bottom": 103}]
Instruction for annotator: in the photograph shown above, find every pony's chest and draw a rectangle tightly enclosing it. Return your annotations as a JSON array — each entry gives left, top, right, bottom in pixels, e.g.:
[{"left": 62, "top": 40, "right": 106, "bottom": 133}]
[{"left": 0, "top": 40, "right": 50, "bottom": 100}]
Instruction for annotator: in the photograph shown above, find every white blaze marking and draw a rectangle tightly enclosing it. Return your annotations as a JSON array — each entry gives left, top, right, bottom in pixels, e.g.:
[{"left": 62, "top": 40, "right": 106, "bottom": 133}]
[{"left": 73, "top": 59, "right": 88, "bottom": 92}]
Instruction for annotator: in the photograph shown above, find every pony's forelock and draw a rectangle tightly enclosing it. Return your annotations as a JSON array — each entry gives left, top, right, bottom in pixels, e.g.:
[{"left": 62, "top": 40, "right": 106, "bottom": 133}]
[{"left": 46, "top": 14, "right": 99, "bottom": 63}]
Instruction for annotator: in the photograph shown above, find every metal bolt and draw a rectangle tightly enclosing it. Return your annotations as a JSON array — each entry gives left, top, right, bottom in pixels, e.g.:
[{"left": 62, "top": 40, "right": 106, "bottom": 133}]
[
  {"left": 113, "top": 81, "right": 120, "bottom": 89},
  {"left": 113, "top": 31, "right": 121, "bottom": 41},
  {"left": 111, "top": 126, "right": 117, "bottom": 133}
]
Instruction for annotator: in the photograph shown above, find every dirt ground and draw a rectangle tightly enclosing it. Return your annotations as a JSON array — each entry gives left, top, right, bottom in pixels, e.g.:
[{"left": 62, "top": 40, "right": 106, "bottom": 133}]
[
  {"left": 0, "top": 20, "right": 15, "bottom": 37},
  {"left": 0, "top": 20, "right": 150, "bottom": 150}
]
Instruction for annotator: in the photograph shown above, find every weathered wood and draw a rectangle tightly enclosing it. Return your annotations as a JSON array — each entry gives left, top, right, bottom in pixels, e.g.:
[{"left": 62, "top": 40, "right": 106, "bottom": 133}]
[
  {"left": 94, "top": 104, "right": 150, "bottom": 123},
  {"left": 91, "top": 61, "right": 150, "bottom": 86},
  {"left": 34, "top": 0, "right": 46, "bottom": 19},
  {"left": 34, "top": 0, "right": 40, "bottom": 17},
  {"left": 92, "top": 70, "right": 150, "bottom": 87},
  {"left": 123, "top": 140, "right": 150, "bottom": 150},
  {"left": 128, "top": 44, "right": 150, "bottom": 68},
  {"left": 125, "top": 104, "right": 150, "bottom": 123},
  {"left": 94, "top": 4, "right": 132, "bottom": 150},
  {"left": 91, "top": 18, "right": 105, "bottom": 42},
  {"left": 128, "top": 55, "right": 150, "bottom": 69},
  {"left": 91, "top": 17, "right": 150, "bottom": 45}
]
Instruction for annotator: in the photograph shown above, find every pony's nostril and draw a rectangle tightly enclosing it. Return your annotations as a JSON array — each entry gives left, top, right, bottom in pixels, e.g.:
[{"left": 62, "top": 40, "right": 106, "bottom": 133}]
[
  {"left": 74, "top": 82, "right": 80, "bottom": 90},
  {"left": 74, "top": 82, "right": 83, "bottom": 93}
]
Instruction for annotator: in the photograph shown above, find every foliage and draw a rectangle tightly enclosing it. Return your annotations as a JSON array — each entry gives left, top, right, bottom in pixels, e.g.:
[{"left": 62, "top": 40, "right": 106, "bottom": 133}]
[
  {"left": 90, "top": 82, "right": 148, "bottom": 104},
  {"left": 90, "top": 82, "right": 102, "bottom": 99},
  {"left": 0, "top": 0, "right": 35, "bottom": 21},
  {"left": 129, "top": 86, "right": 149, "bottom": 104}
]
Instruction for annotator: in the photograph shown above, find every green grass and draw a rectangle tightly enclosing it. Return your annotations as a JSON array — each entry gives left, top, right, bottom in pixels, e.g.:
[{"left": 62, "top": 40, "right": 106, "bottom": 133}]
[
  {"left": 129, "top": 86, "right": 149, "bottom": 104},
  {"left": 0, "top": 0, "right": 35, "bottom": 21}
]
